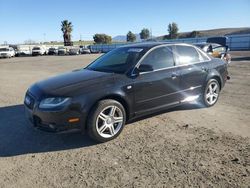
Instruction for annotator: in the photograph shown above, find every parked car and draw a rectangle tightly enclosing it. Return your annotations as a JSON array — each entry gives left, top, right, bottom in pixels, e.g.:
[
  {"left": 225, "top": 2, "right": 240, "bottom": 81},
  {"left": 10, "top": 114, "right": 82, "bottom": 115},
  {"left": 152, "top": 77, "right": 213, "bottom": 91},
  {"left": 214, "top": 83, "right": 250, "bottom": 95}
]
[
  {"left": 32, "top": 46, "right": 47, "bottom": 56},
  {"left": 24, "top": 43, "right": 229, "bottom": 142},
  {"left": 0, "top": 47, "right": 15, "bottom": 58},
  {"left": 194, "top": 42, "right": 231, "bottom": 64},
  {"left": 15, "top": 49, "right": 32, "bottom": 56},
  {"left": 48, "top": 48, "right": 58, "bottom": 55},
  {"left": 69, "top": 48, "right": 80, "bottom": 55},
  {"left": 58, "top": 46, "right": 67, "bottom": 55},
  {"left": 80, "top": 46, "right": 91, "bottom": 54}
]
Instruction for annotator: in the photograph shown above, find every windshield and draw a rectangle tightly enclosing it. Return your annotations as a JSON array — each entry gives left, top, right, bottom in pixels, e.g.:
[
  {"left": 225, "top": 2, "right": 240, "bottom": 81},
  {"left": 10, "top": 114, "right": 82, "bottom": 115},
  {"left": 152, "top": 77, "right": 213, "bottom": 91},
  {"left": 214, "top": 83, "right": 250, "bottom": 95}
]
[
  {"left": 0, "top": 48, "right": 9, "bottom": 51},
  {"left": 86, "top": 47, "right": 146, "bottom": 74},
  {"left": 33, "top": 47, "right": 40, "bottom": 50}
]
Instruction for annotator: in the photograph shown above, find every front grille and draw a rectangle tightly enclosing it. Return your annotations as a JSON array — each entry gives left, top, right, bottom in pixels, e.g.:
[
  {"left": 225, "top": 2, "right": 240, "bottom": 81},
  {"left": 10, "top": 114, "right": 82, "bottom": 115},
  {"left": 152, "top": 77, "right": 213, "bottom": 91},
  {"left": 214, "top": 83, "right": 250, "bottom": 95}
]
[{"left": 24, "top": 93, "right": 36, "bottom": 109}]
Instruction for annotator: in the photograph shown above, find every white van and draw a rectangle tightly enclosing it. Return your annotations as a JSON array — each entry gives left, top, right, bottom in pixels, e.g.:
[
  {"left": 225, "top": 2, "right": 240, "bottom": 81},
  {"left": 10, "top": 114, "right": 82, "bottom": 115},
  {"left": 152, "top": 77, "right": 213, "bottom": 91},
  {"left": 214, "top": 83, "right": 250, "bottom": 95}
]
[
  {"left": 0, "top": 47, "right": 15, "bottom": 58},
  {"left": 32, "top": 46, "right": 47, "bottom": 56}
]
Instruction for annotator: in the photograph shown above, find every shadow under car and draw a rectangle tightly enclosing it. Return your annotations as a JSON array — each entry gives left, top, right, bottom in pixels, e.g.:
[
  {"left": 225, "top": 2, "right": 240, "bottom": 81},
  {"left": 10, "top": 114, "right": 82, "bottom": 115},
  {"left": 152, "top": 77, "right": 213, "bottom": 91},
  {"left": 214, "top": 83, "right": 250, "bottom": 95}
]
[{"left": 0, "top": 103, "right": 203, "bottom": 157}]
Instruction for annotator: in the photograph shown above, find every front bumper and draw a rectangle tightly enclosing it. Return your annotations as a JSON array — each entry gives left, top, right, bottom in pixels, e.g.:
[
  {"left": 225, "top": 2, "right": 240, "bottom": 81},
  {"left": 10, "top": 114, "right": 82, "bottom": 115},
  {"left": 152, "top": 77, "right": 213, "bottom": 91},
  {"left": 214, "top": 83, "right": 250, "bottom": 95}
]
[
  {"left": 48, "top": 52, "right": 57, "bottom": 55},
  {"left": 24, "top": 94, "right": 85, "bottom": 132},
  {"left": 32, "top": 52, "right": 42, "bottom": 55},
  {"left": 0, "top": 53, "right": 10, "bottom": 58},
  {"left": 58, "top": 52, "right": 66, "bottom": 55}
]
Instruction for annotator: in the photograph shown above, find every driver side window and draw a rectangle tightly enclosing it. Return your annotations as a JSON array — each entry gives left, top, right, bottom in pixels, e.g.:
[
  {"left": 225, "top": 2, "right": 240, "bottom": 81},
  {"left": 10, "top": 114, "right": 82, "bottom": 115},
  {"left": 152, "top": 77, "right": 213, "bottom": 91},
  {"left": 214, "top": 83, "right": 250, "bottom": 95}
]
[{"left": 140, "top": 47, "right": 174, "bottom": 71}]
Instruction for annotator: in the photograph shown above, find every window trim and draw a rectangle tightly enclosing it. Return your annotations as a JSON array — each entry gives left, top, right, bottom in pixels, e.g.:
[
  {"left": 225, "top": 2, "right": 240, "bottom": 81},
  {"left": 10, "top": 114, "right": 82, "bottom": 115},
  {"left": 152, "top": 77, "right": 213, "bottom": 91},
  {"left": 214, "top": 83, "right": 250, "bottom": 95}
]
[{"left": 131, "top": 43, "right": 211, "bottom": 76}]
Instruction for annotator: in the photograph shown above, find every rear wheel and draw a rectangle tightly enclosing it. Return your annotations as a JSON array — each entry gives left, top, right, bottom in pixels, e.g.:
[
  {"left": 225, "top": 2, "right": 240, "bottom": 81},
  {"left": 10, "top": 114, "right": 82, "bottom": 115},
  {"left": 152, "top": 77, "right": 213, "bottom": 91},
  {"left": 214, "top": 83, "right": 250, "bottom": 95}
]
[
  {"left": 87, "top": 99, "right": 126, "bottom": 142},
  {"left": 201, "top": 79, "right": 220, "bottom": 107}
]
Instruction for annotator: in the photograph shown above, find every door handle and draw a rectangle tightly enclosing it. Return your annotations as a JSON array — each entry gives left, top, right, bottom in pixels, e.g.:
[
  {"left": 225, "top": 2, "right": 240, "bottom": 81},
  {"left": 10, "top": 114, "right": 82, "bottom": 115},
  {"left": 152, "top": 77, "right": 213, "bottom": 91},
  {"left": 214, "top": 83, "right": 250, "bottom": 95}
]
[
  {"left": 171, "top": 73, "right": 178, "bottom": 79},
  {"left": 201, "top": 67, "right": 208, "bottom": 72}
]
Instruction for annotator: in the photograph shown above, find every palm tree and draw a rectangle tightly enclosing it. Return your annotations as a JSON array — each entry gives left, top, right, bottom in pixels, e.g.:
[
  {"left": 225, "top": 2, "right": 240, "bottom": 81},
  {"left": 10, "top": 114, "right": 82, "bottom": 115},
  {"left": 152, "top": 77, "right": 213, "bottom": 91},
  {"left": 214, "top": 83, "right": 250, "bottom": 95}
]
[{"left": 61, "top": 20, "right": 73, "bottom": 46}]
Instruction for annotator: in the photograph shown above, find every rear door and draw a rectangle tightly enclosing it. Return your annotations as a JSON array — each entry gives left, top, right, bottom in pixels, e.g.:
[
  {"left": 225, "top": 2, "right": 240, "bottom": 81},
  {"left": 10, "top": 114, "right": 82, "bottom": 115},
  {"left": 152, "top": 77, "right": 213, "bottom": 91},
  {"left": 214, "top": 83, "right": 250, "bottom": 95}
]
[
  {"left": 173, "top": 45, "right": 210, "bottom": 101},
  {"left": 133, "top": 46, "right": 182, "bottom": 114}
]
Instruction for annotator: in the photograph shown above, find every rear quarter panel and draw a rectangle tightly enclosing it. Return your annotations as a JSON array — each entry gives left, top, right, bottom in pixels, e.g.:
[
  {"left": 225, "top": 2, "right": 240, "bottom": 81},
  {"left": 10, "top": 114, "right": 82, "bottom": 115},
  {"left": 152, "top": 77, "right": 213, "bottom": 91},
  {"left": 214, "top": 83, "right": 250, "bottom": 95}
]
[{"left": 207, "top": 58, "right": 228, "bottom": 88}]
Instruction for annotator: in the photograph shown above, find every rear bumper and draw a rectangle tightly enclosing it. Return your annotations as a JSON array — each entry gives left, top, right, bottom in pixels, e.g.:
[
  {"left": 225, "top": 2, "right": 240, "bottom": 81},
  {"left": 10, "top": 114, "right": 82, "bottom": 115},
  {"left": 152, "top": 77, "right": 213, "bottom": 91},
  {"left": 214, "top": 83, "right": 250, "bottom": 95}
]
[
  {"left": 48, "top": 52, "right": 57, "bottom": 55},
  {"left": 58, "top": 51, "right": 66, "bottom": 55}
]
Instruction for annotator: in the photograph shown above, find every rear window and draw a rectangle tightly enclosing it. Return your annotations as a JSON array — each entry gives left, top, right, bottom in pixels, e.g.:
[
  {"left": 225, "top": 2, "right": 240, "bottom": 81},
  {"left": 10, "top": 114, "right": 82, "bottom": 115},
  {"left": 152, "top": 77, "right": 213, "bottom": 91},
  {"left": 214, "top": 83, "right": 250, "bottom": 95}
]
[{"left": 175, "top": 45, "right": 202, "bottom": 65}]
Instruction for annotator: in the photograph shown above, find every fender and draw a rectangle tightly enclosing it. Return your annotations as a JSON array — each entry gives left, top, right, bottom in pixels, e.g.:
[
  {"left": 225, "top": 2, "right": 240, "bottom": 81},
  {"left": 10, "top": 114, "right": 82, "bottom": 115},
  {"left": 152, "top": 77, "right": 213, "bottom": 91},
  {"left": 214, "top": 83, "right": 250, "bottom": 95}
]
[
  {"left": 103, "top": 85, "right": 134, "bottom": 119},
  {"left": 81, "top": 87, "right": 133, "bottom": 122},
  {"left": 206, "top": 69, "right": 223, "bottom": 89}
]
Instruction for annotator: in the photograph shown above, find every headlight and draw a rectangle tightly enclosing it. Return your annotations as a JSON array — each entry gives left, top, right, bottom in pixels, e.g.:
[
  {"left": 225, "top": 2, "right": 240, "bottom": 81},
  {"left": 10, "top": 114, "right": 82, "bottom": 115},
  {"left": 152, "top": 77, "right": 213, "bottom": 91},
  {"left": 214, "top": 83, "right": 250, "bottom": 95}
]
[{"left": 39, "top": 97, "right": 70, "bottom": 109}]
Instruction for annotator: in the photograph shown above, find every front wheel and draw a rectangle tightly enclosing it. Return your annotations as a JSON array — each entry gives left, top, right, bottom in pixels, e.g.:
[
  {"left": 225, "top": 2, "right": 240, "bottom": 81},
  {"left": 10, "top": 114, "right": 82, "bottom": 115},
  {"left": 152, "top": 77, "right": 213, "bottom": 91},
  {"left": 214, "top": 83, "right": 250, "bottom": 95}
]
[
  {"left": 201, "top": 79, "right": 220, "bottom": 107},
  {"left": 87, "top": 99, "right": 126, "bottom": 142}
]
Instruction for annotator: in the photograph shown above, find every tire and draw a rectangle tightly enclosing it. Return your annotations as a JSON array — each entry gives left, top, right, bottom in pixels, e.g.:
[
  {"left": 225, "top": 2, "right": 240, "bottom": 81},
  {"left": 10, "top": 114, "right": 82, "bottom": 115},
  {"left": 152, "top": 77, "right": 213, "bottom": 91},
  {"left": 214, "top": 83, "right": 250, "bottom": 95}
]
[
  {"left": 87, "top": 99, "right": 126, "bottom": 143},
  {"left": 201, "top": 79, "right": 220, "bottom": 107}
]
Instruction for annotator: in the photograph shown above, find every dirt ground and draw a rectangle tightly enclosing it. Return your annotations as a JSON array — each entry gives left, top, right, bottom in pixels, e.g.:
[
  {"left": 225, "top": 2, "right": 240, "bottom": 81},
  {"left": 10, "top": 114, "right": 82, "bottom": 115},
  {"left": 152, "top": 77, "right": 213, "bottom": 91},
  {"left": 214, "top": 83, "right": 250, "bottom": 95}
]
[{"left": 0, "top": 53, "right": 249, "bottom": 187}]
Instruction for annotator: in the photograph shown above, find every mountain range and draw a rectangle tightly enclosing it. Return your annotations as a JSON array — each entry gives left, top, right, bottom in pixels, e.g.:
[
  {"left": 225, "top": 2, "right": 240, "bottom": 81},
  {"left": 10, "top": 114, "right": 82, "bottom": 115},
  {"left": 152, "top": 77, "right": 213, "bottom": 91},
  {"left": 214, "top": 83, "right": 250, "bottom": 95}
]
[{"left": 112, "top": 27, "right": 250, "bottom": 42}]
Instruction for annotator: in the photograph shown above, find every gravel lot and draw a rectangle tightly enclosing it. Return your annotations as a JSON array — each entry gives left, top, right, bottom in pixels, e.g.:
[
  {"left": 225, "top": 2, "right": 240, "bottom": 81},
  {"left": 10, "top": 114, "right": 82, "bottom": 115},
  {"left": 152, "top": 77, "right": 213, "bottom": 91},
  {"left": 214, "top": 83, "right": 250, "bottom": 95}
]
[{"left": 0, "top": 53, "right": 249, "bottom": 187}]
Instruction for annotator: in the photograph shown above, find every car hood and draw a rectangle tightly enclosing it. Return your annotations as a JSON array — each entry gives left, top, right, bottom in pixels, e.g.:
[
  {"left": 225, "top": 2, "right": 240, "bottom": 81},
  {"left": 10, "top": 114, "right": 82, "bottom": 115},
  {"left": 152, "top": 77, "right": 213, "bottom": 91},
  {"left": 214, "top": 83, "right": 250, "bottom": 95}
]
[{"left": 33, "top": 69, "right": 114, "bottom": 96}]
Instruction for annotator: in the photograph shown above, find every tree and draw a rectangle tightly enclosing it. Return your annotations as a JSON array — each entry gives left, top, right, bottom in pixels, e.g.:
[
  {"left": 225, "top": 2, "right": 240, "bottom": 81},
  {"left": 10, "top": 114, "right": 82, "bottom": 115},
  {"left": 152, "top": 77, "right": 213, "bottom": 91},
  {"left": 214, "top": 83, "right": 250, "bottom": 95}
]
[
  {"left": 140, "top": 28, "right": 150, "bottom": 40},
  {"left": 168, "top": 22, "right": 179, "bottom": 39},
  {"left": 61, "top": 20, "right": 73, "bottom": 46},
  {"left": 127, "top": 31, "right": 136, "bottom": 42},
  {"left": 93, "top": 34, "right": 112, "bottom": 44}
]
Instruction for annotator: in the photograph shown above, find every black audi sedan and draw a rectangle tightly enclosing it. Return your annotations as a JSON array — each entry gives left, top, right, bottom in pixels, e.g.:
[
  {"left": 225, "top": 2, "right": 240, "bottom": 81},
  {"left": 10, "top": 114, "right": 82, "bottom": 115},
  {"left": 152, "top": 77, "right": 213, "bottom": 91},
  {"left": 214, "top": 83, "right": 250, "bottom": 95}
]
[{"left": 24, "top": 42, "right": 229, "bottom": 142}]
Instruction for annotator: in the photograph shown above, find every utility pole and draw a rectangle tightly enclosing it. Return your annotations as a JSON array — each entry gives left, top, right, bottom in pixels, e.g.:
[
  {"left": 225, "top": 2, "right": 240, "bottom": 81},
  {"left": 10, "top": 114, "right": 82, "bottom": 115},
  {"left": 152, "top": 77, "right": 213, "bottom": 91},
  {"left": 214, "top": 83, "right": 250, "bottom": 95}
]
[{"left": 80, "top": 34, "right": 82, "bottom": 46}]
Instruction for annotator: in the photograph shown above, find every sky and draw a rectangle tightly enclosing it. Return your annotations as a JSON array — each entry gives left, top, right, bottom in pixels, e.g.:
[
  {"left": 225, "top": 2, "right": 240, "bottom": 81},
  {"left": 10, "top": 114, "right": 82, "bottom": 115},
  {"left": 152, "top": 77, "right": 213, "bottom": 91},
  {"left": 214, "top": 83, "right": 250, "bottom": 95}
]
[{"left": 0, "top": 0, "right": 250, "bottom": 44}]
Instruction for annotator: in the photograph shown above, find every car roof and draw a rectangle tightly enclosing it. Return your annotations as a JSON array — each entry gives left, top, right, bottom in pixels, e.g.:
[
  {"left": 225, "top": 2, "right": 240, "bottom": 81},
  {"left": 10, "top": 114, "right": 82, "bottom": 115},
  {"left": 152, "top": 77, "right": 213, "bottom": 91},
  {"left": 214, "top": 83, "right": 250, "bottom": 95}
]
[{"left": 121, "top": 42, "right": 190, "bottom": 49}]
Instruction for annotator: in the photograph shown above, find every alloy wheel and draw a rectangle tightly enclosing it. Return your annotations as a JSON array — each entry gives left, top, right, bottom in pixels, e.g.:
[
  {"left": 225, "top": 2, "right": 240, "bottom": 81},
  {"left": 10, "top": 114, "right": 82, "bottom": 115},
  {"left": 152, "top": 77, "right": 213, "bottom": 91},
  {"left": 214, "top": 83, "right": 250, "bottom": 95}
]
[
  {"left": 96, "top": 105, "right": 124, "bottom": 138},
  {"left": 206, "top": 81, "right": 219, "bottom": 105}
]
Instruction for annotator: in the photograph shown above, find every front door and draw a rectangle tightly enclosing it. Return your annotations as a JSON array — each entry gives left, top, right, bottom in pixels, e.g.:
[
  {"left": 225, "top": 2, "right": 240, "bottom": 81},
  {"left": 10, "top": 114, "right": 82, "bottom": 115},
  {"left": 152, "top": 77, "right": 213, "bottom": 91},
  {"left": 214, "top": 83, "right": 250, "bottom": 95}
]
[{"left": 133, "top": 46, "right": 181, "bottom": 114}]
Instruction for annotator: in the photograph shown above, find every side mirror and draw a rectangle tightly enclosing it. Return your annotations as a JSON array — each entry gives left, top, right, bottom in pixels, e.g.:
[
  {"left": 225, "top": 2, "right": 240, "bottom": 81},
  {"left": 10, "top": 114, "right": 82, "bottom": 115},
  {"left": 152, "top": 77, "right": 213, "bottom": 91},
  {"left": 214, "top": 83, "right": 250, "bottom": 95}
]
[{"left": 138, "top": 64, "right": 153, "bottom": 73}]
